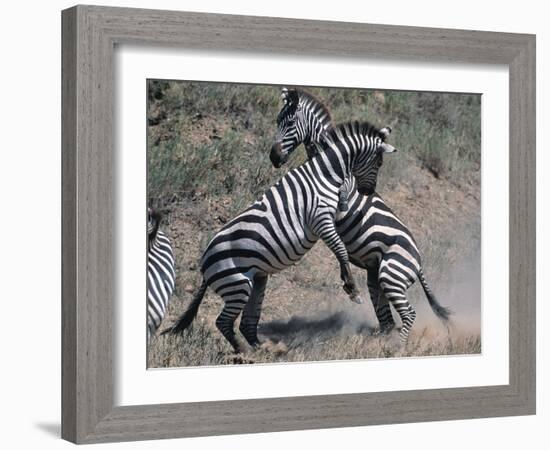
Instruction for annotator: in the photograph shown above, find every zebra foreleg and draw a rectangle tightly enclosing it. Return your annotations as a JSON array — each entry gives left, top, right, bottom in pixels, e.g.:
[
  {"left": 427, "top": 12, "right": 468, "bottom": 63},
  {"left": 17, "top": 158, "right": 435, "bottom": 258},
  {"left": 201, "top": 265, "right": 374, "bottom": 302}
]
[
  {"left": 314, "top": 216, "right": 364, "bottom": 304},
  {"left": 337, "top": 186, "right": 349, "bottom": 212},
  {"left": 340, "top": 263, "right": 363, "bottom": 304},
  {"left": 239, "top": 275, "right": 268, "bottom": 348},
  {"left": 337, "top": 176, "right": 354, "bottom": 212}
]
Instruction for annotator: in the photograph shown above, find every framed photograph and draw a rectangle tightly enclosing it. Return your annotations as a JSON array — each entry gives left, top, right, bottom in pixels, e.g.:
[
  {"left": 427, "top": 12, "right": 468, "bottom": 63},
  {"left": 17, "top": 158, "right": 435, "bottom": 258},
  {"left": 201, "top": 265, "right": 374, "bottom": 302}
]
[
  {"left": 145, "top": 79, "right": 482, "bottom": 368},
  {"left": 62, "top": 5, "right": 536, "bottom": 444}
]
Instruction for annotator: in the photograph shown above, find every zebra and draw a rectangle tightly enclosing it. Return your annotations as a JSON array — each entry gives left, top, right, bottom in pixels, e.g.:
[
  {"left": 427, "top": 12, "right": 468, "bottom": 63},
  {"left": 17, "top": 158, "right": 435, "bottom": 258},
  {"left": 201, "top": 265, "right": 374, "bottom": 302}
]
[
  {"left": 270, "top": 87, "right": 451, "bottom": 342},
  {"left": 147, "top": 207, "right": 176, "bottom": 343},
  {"left": 270, "top": 88, "right": 332, "bottom": 166},
  {"left": 167, "top": 120, "right": 397, "bottom": 353}
]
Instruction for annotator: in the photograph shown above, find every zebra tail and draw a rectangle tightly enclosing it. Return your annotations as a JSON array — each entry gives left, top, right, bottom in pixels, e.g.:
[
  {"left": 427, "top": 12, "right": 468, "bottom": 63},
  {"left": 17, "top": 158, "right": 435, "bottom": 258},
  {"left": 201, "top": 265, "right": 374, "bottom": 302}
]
[
  {"left": 418, "top": 269, "right": 452, "bottom": 321},
  {"left": 164, "top": 279, "right": 208, "bottom": 336}
]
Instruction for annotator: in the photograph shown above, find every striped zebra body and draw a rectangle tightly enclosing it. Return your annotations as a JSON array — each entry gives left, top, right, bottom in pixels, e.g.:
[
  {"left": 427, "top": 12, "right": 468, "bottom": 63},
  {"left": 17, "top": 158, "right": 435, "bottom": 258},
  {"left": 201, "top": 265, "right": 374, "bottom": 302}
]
[
  {"left": 169, "top": 121, "right": 396, "bottom": 352},
  {"left": 270, "top": 88, "right": 450, "bottom": 341},
  {"left": 147, "top": 209, "right": 176, "bottom": 343},
  {"left": 336, "top": 185, "right": 422, "bottom": 337}
]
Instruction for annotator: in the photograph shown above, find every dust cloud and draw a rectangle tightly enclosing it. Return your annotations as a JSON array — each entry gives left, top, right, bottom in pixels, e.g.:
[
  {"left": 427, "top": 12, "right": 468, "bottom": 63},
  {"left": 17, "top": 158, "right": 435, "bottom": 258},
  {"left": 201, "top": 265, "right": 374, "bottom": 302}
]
[
  {"left": 414, "top": 252, "right": 481, "bottom": 339},
  {"left": 258, "top": 252, "right": 482, "bottom": 350}
]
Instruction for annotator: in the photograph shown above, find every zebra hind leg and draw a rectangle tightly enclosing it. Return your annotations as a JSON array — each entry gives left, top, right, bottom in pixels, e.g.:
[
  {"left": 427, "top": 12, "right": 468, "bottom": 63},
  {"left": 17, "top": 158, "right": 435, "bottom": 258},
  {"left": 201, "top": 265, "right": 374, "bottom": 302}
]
[
  {"left": 376, "top": 295, "right": 396, "bottom": 335},
  {"left": 380, "top": 283, "right": 416, "bottom": 343},
  {"left": 367, "top": 271, "right": 395, "bottom": 334},
  {"left": 216, "top": 279, "right": 252, "bottom": 353},
  {"left": 239, "top": 275, "right": 268, "bottom": 348}
]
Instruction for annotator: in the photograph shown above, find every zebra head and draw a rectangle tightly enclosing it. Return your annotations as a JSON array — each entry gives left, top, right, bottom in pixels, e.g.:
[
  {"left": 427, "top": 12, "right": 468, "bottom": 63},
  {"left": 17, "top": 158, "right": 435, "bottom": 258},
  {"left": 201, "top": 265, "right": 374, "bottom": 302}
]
[
  {"left": 324, "top": 122, "right": 396, "bottom": 196},
  {"left": 270, "top": 88, "right": 333, "bottom": 168},
  {"left": 270, "top": 88, "right": 302, "bottom": 168},
  {"left": 351, "top": 124, "right": 396, "bottom": 195}
]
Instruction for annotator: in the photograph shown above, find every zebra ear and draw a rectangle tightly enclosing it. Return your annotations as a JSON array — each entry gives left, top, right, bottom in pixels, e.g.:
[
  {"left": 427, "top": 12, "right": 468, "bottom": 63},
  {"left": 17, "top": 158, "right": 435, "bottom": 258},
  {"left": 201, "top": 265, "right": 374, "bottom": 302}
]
[
  {"left": 380, "top": 143, "right": 397, "bottom": 154},
  {"left": 379, "top": 126, "right": 392, "bottom": 141},
  {"left": 286, "top": 88, "right": 299, "bottom": 106},
  {"left": 281, "top": 87, "right": 289, "bottom": 103}
]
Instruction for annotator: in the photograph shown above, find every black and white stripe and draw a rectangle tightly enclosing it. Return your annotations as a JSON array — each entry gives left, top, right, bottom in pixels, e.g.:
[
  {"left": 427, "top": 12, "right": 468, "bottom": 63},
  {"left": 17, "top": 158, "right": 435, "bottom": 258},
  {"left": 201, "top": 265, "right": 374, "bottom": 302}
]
[
  {"left": 147, "top": 208, "right": 176, "bottom": 343},
  {"left": 168, "top": 121, "right": 396, "bottom": 352},
  {"left": 270, "top": 88, "right": 451, "bottom": 342}
]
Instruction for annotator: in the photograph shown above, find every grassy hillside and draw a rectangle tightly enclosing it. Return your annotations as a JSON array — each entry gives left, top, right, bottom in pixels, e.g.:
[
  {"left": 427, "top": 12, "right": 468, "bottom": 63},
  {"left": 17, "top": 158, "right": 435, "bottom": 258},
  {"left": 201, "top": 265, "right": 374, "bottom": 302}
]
[{"left": 147, "top": 80, "right": 482, "bottom": 367}]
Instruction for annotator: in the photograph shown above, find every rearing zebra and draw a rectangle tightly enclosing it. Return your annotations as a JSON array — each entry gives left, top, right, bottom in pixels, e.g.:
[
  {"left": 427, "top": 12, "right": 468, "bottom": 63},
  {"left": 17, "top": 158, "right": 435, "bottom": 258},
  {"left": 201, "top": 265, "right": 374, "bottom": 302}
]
[
  {"left": 270, "top": 88, "right": 451, "bottom": 342},
  {"left": 147, "top": 208, "right": 176, "bottom": 343},
  {"left": 167, "top": 120, "right": 397, "bottom": 352}
]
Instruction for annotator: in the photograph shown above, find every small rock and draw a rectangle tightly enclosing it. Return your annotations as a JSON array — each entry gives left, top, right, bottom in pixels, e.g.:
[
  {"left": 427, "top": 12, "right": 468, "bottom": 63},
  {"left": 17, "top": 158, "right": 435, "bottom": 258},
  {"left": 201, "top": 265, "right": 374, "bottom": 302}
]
[{"left": 184, "top": 284, "right": 194, "bottom": 293}]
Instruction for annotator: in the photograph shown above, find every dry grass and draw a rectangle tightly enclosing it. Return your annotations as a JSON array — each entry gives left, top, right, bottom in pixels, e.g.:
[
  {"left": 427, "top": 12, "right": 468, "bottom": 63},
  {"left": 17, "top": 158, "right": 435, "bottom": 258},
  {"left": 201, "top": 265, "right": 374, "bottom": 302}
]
[
  {"left": 149, "top": 307, "right": 481, "bottom": 367},
  {"left": 150, "top": 330, "right": 481, "bottom": 367}
]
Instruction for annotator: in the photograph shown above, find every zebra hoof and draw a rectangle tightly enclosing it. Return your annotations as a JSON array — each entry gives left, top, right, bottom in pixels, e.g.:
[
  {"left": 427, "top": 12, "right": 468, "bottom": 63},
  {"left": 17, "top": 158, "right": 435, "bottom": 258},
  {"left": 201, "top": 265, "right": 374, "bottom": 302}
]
[{"left": 350, "top": 295, "right": 364, "bottom": 305}]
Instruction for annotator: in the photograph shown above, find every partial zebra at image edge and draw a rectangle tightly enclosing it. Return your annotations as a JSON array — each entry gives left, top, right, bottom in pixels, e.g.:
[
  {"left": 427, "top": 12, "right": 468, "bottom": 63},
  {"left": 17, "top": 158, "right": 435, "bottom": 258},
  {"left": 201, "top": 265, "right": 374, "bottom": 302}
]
[{"left": 61, "top": 5, "right": 535, "bottom": 444}]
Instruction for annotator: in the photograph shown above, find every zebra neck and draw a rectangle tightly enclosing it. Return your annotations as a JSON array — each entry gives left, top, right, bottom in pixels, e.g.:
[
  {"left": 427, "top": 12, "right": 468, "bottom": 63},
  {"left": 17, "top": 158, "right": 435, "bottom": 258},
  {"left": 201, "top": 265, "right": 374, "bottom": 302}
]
[
  {"left": 303, "top": 121, "right": 331, "bottom": 159},
  {"left": 307, "top": 144, "right": 351, "bottom": 189},
  {"left": 323, "top": 131, "right": 355, "bottom": 169},
  {"left": 306, "top": 110, "right": 330, "bottom": 145}
]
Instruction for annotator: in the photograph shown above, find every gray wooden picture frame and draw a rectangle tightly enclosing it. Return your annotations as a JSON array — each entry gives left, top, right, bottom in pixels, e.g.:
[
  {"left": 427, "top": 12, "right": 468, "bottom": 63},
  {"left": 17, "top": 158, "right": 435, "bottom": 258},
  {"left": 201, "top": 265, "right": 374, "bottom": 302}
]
[{"left": 61, "top": 4, "right": 536, "bottom": 444}]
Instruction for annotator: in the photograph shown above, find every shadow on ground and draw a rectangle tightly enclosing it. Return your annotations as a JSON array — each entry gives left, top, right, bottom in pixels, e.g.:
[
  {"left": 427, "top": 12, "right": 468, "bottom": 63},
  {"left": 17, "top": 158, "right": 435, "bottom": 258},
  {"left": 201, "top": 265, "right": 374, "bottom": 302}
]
[{"left": 258, "top": 310, "right": 376, "bottom": 349}]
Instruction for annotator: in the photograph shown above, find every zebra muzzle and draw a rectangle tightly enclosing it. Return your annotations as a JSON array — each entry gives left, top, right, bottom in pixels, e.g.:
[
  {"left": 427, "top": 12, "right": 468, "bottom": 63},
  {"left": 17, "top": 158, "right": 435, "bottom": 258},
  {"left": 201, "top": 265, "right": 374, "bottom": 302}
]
[
  {"left": 357, "top": 185, "right": 375, "bottom": 196},
  {"left": 270, "top": 142, "right": 287, "bottom": 168}
]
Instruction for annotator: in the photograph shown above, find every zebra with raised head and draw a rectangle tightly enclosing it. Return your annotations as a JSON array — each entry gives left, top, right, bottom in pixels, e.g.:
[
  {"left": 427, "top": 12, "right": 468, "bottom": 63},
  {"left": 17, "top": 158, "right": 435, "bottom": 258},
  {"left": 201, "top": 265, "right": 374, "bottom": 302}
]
[
  {"left": 270, "top": 88, "right": 451, "bottom": 342},
  {"left": 270, "top": 87, "right": 333, "bottom": 166},
  {"left": 147, "top": 207, "right": 176, "bottom": 343},
  {"left": 167, "top": 120, "right": 397, "bottom": 353}
]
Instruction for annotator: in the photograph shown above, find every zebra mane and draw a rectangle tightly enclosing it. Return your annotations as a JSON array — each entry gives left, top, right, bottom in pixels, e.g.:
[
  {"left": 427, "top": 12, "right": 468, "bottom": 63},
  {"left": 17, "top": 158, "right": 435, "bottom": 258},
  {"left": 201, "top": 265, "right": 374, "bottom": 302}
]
[
  {"left": 323, "top": 121, "right": 383, "bottom": 144},
  {"left": 279, "top": 87, "right": 333, "bottom": 129},
  {"left": 295, "top": 89, "right": 334, "bottom": 129}
]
